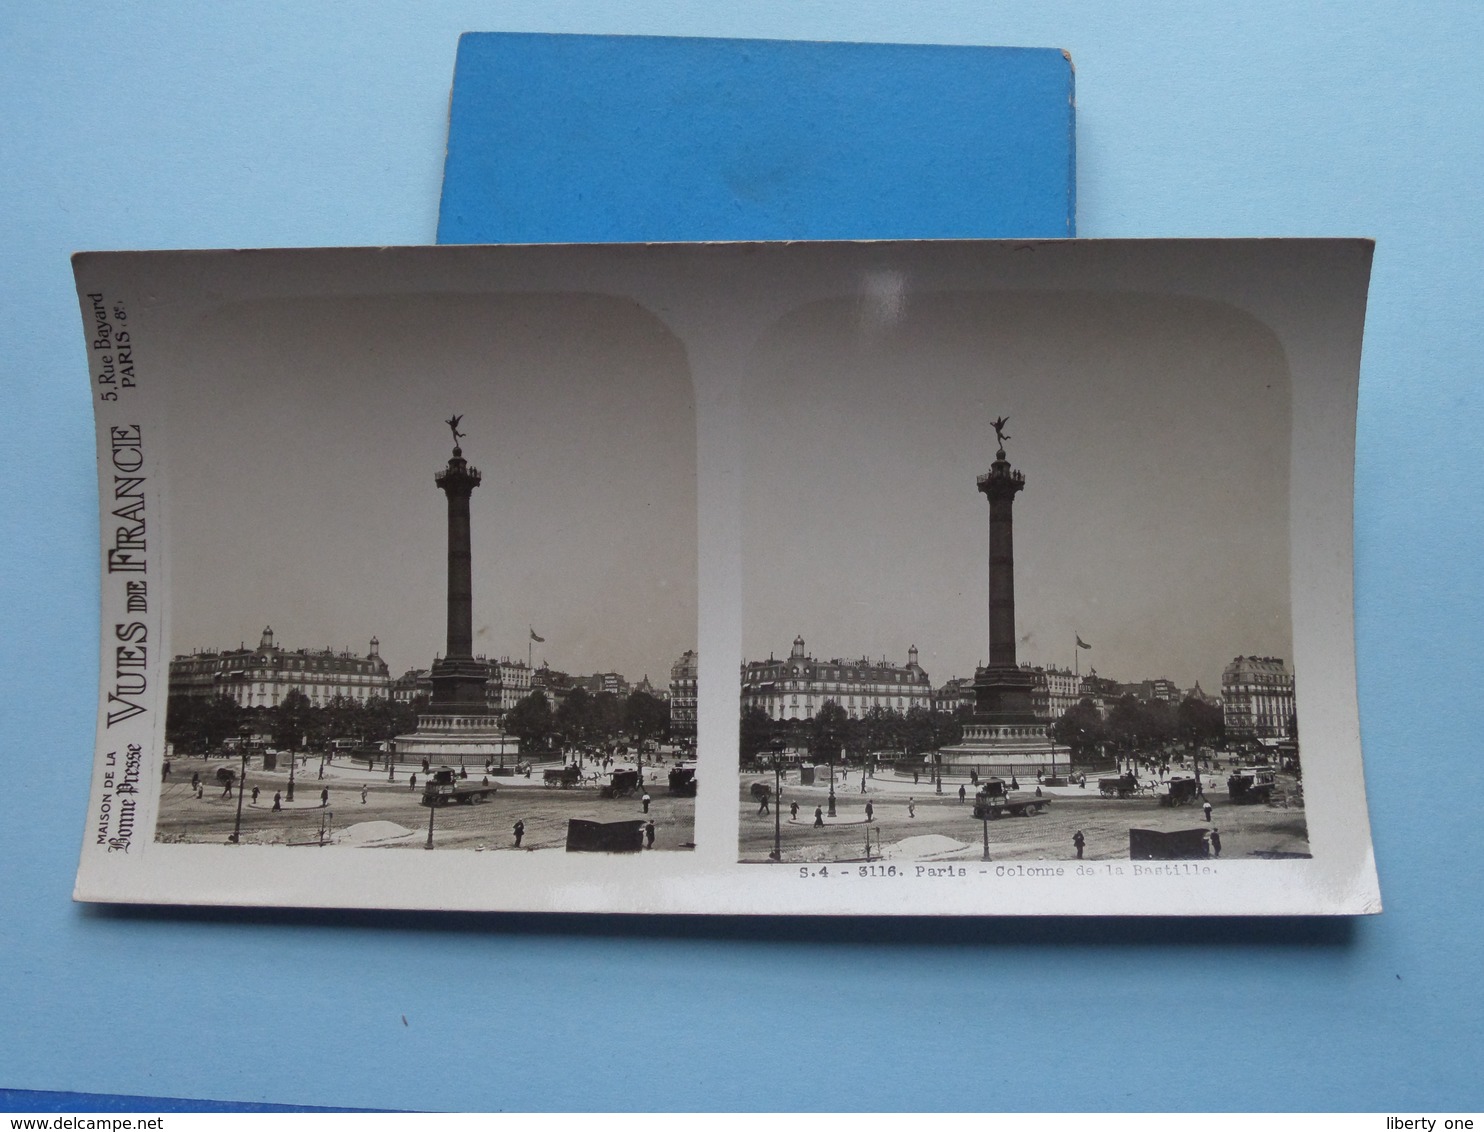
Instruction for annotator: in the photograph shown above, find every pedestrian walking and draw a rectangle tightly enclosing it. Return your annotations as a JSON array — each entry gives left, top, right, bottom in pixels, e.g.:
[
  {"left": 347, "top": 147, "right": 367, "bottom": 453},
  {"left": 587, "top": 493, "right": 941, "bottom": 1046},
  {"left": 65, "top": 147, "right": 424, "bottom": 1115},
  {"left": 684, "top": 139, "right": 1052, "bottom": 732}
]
[
  {"left": 1210, "top": 828, "right": 1222, "bottom": 858},
  {"left": 1202, "top": 800, "right": 1213, "bottom": 822},
  {"left": 908, "top": 798, "right": 916, "bottom": 818},
  {"left": 360, "top": 784, "right": 368, "bottom": 804},
  {"left": 409, "top": 773, "right": 417, "bottom": 790},
  {"left": 790, "top": 801, "right": 799, "bottom": 821},
  {"left": 641, "top": 792, "right": 652, "bottom": 814},
  {"left": 1073, "top": 830, "right": 1085, "bottom": 859},
  {"left": 191, "top": 772, "right": 200, "bottom": 790},
  {"left": 162, "top": 760, "right": 172, "bottom": 781},
  {"left": 865, "top": 801, "right": 874, "bottom": 822},
  {"left": 251, "top": 786, "right": 260, "bottom": 805},
  {"left": 758, "top": 792, "right": 770, "bottom": 816},
  {"left": 958, "top": 784, "right": 967, "bottom": 803},
  {"left": 513, "top": 819, "right": 525, "bottom": 848},
  {"left": 645, "top": 820, "right": 656, "bottom": 849},
  {"left": 320, "top": 787, "right": 329, "bottom": 808},
  {"left": 196, "top": 784, "right": 203, "bottom": 799},
  {"left": 1010, "top": 775, "right": 1020, "bottom": 791},
  {"left": 913, "top": 770, "right": 919, "bottom": 785},
  {"left": 814, "top": 806, "right": 824, "bottom": 828},
  {"left": 272, "top": 791, "right": 282, "bottom": 811}
]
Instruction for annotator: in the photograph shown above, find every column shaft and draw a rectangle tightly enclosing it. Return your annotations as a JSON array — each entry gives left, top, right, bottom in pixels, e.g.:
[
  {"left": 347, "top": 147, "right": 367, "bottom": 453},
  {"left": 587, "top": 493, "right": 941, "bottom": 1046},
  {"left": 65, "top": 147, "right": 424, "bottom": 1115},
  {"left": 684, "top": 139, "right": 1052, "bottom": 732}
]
[
  {"left": 446, "top": 490, "right": 473, "bottom": 658},
  {"left": 988, "top": 498, "right": 1017, "bottom": 667}
]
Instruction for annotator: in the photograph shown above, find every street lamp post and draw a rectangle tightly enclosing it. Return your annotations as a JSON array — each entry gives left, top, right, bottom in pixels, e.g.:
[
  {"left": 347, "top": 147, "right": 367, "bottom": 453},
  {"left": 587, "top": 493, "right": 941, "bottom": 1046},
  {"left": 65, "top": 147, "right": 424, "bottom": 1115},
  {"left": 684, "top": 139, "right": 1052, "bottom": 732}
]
[
  {"left": 286, "top": 737, "right": 298, "bottom": 803},
  {"left": 827, "top": 743, "right": 838, "bottom": 818},
  {"left": 229, "top": 735, "right": 249, "bottom": 844},
  {"left": 769, "top": 738, "right": 784, "bottom": 862},
  {"left": 425, "top": 792, "right": 437, "bottom": 849}
]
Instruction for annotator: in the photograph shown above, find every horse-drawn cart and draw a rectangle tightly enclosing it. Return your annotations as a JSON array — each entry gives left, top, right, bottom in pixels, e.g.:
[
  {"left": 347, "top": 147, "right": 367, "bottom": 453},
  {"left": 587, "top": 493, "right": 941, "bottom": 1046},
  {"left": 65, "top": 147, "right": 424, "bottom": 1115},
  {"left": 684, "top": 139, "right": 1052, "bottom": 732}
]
[
  {"left": 1157, "top": 776, "right": 1201, "bottom": 807},
  {"left": 1099, "top": 773, "right": 1144, "bottom": 798},
  {"left": 543, "top": 764, "right": 583, "bottom": 789},
  {"left": 599, "top": 768, "right": 641, "bottom": 799}
]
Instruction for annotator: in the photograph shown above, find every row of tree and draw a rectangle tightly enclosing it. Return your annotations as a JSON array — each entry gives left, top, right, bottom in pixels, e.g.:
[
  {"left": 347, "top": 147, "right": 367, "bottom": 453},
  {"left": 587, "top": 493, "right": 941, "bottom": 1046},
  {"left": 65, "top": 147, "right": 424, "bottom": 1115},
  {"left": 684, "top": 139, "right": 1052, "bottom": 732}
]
[
  {"left": 166, "top": 689, "right": 422, "bottom": 753},
  {"left": 165, "top": 686, "right": 676, "bottom": 755},
  {"left": 501, "top": 687, "right": 671, "bottom": 753},
  {"left": 739, "top": 694, "right": 1229, "bottom": 766},
  {"left": 740, "top": 702, "right": 967, "bottom": 764},
  {"left": 1049, "top": 694, "right": 1226, "bottom": 759},
  {"left": 170, "top": 685, "right": 1224, "bottom": 762}
]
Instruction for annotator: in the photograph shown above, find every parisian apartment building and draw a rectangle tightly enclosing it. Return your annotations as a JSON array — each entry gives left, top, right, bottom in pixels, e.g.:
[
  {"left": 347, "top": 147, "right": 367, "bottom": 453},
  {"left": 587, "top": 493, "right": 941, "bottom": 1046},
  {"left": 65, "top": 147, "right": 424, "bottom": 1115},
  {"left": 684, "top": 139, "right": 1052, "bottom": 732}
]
[{"left": 168, "top": 626, "right": 391, "bottom": 709}]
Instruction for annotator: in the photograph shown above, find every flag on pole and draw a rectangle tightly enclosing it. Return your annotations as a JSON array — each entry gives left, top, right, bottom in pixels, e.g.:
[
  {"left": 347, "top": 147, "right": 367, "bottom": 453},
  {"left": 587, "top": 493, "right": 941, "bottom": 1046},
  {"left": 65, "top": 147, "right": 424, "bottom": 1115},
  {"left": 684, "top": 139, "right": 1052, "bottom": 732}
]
[
  {"left": 530, "top": 628, "right": 545, "bottom": 643},
  {"left": 1076, "top": 635, "right": 1092, "bottom": 649}
]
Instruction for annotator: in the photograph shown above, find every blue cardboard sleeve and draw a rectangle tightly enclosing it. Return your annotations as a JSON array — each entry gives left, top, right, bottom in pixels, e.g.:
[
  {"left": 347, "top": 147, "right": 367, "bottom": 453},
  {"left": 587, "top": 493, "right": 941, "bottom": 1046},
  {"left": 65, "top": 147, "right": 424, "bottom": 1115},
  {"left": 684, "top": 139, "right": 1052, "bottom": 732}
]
[{"left": 438, "top": 32, "right": 1075, "bottom": 244}]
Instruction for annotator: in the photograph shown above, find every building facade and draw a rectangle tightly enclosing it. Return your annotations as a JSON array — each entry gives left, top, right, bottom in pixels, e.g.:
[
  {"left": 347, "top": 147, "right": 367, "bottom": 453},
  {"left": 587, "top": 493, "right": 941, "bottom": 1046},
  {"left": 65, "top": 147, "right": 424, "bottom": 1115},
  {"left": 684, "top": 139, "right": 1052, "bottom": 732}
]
[
  {"left": 573, "top": 671, "right": 630, "bottom": 698},
  {"left": 169, "top": 627, "right": 391, "bottom": 710},
  {"left": 391, "top": 667, "right": 433, "bottom": 704},
  {"left": 1113, "top": 677, "right": 1182, "bottom": 704},
  {"left": 669, "top": 650, "right": 698, "bottom": 739},
  {"left": 739, "top": 637, "right": 932, "bottom": 722},
  {"left": 390, "top": 657, "right": 532, "bottom": 715},
  {"left": 937, "top": 664, "right": 1083, "bottom": 722},
  {"left": 489, "top": 657, "right": 533, "bottom": 713},
  {"left": 933, "top": 677, "right": 977, "bottom": 715},
  {"left": 1035, "top": 665, "right": 1083, "bottom": 720},
  {"left": 531, "top": 663, "right": 577, "bottom": 708},
  {"left": 1221, "top": 655, "right": 1296, "bottom": 740}
]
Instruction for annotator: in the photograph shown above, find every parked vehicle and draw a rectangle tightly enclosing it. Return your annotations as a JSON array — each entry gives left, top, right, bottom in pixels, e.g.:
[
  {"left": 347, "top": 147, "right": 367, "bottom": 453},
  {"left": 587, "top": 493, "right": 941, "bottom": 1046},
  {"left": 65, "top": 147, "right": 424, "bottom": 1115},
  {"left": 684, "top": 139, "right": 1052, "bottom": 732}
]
[
  {"left": 1099, "top": 773, "right": 1144, "bottom": 798},
  {"left": 565, "top": 818, "right": 645, "bottom": 853},
  {"left": 1158, "top": 777, "right": 1201, "bottom": 807},
  {"left": 1129, "top": 827, "right": 1210, "bottom": 859},
  {"left": 420, "top": 767, "right": 498, "bottom": 806},
  {"left": 667, "top": 764, "right": 697, "bottom": 797},
  {"left": 543, "top": 764, "right": 583, "bottom": 788},
  {"left": 971, "top": 778, "right": 1051, "bottom": 819},
  {"left": 600, "top": 768, "right": 641, "bottom": 799},
  {"left": 1227, "top": 766, "right": 1277, "bottom": 804}
]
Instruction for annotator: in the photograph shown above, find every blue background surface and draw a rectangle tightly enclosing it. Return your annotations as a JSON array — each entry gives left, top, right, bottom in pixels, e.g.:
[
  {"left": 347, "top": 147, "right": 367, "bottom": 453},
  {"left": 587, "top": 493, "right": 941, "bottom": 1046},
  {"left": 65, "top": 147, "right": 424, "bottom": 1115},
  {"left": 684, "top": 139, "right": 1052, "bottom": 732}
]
[
  {"left": 2, "top": 2, "right": 1481, "bottom": 1113},
  {"left": 439, "top": 34, "right": 1075, "bottom": 242}
]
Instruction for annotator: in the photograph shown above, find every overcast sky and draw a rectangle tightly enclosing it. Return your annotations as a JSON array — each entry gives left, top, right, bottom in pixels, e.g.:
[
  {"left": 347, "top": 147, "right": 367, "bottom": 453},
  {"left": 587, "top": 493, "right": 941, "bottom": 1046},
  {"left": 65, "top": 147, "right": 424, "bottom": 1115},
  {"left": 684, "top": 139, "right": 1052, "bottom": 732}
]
[
  {"left": 740, "top": 287, "right": 1293, "bottom": 693},
  {"left": 163, "top": 291, "right": 697, "bottom": 685}
]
